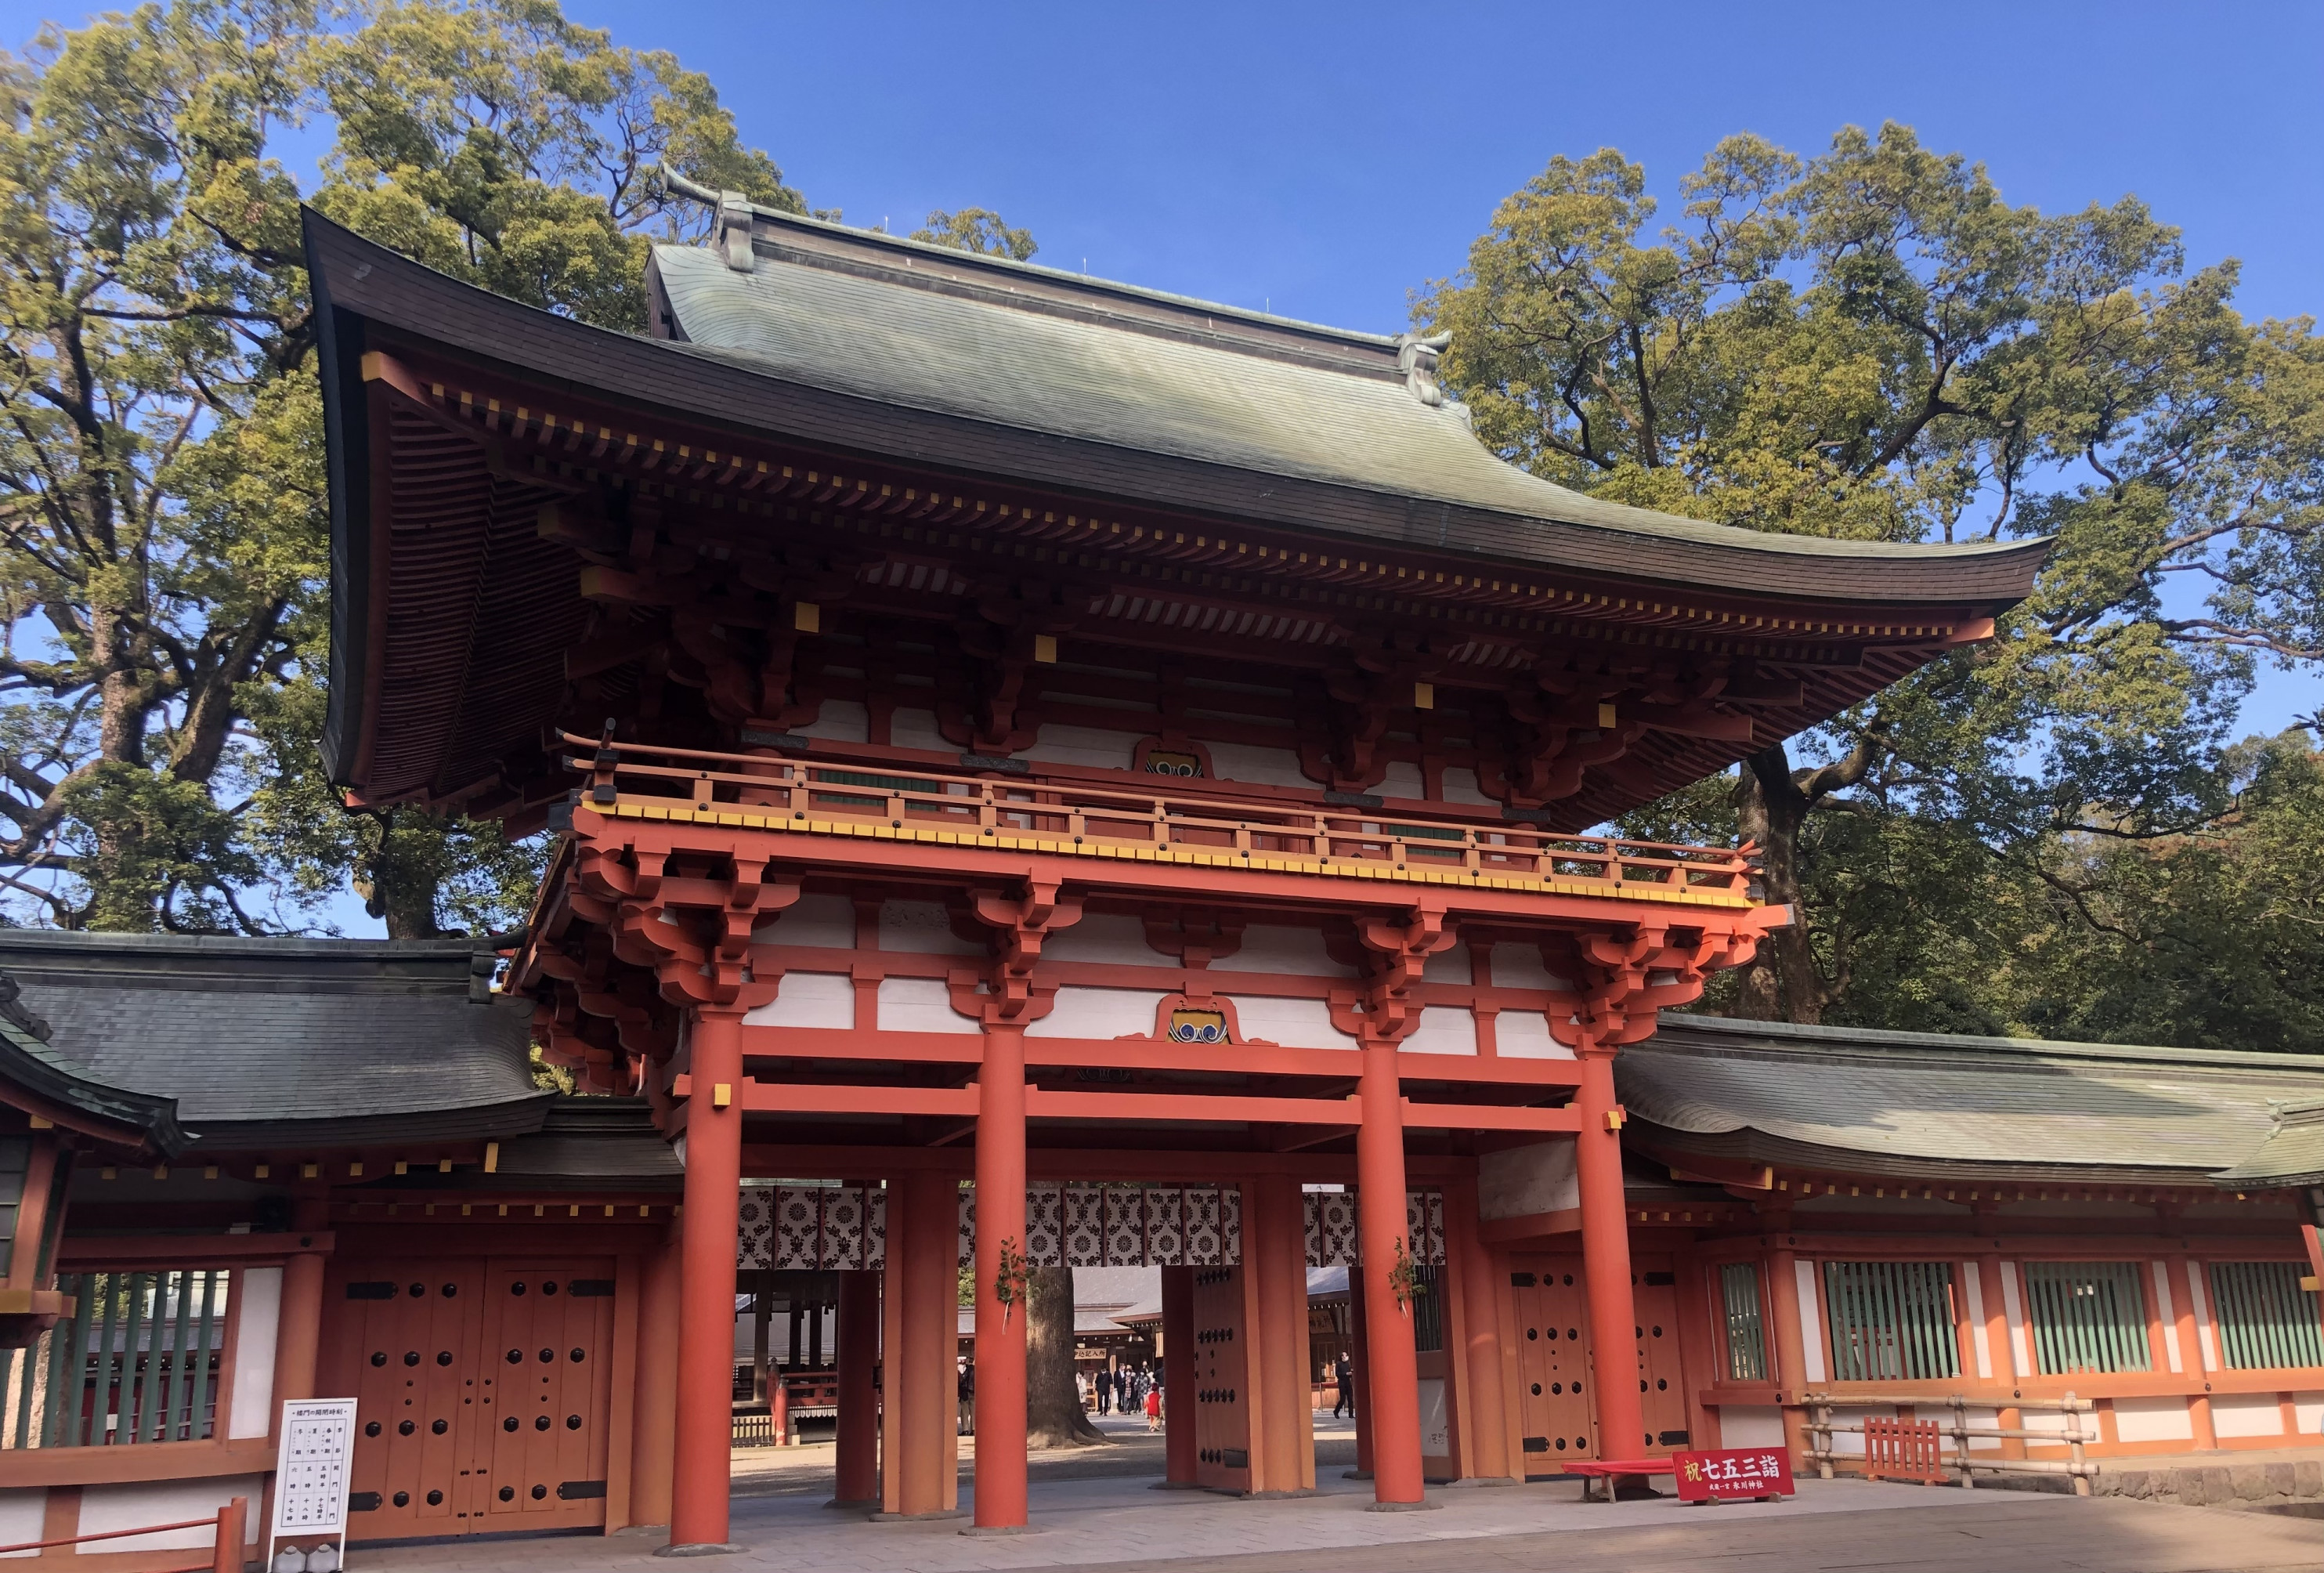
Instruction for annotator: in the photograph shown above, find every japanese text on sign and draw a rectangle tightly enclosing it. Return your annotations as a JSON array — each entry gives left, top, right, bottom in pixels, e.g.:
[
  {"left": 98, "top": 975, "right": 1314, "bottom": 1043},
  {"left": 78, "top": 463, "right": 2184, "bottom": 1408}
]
[
  {"left": 272, "top": 1398, "right": 358, "bottom": 1535},
  {"left": 1672, "top": 1446, "right": 1795, "bottom": 1502}
]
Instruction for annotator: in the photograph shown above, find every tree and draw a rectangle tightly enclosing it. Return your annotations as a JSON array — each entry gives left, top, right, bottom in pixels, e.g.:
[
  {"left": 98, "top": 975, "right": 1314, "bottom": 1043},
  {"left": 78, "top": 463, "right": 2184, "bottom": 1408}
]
[
  {"left": 911, "top": 206, "right": 1036, "bottom": 261},
  {"left": 1424, "top": 125, "right": 2323, "bottom": 1029},
  {"left": 0, "top": 0, "right": 797, "bottom": 933},
  {"left": 1024, "top": 1264, "right": 1104, "bottom": 1448}
]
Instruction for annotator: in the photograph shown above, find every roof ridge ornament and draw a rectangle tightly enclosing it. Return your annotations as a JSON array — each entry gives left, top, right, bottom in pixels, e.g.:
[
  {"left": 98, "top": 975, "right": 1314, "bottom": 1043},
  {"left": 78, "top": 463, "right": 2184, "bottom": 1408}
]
[
  {"left": 1395, "top": 331, "right": 1451, "bottom": 407},
  {"left": 657, "top": 165, "right": 756, "bottom": 273}
]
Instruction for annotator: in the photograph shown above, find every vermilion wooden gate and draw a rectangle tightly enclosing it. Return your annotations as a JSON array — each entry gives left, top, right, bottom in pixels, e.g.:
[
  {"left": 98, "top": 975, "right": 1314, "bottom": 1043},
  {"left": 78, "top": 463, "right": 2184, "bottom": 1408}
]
[
  {"left": 323, "top": 1257, "right": 616, "bottom": 1539},
  {"left": 1190, "top": 1265, "right": 1251, "bottom": 1493},
  {"left": 1512, "top": 1256, "right": 1596, "bottom": 1470},
  {"left": 1864, "top": 1416, "right": 1946, "bottom": 1484}
]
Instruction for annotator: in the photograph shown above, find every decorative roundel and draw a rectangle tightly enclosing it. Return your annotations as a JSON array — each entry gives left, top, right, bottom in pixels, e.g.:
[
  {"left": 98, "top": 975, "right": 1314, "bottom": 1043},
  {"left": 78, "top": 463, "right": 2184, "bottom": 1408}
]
[
  {"left": 392, "top": 1492, "right": 409, "bottom": 1508},
  {"left": 530, "top": 1484, "right": 548, "bottom": 1501},
  {"left": 1167, "top": 1006, "right": 1229, "bottom": 1044},
  {"left": 498, "top": 1487, "right": 514, "bottom": 1503},
  {"left": 432, "top": 1419, "right": 448, "bottom": 1435},
  {"left": 534, "top": 1415, "right": 551, "bottom": 1431},
  {"left": 397, "top": 1420, "right": 414, "bottom": 1436},
  {"left": 365, "top": 1421, "right": 381, "bottom": 1437},
  {"left": 425, "top": 1490, "right": 442, "bottom": 1507},
  {"left": 370, "top": 1352, "right": 387, "bottom": 1368},
  {"left": 566, "top": 1414, "right": 583, "bottom": 1430},
  {"left": 504, "top": 1417, "right": 519, "bottom": 1433}
]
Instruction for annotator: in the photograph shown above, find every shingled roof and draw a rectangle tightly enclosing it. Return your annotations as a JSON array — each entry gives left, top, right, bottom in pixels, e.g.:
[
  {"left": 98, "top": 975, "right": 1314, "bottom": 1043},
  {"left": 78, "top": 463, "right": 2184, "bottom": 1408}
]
[
  {"left": 1620, "top": 1014, "right": 2324, "bottom": 1188},
  {"left": 0, "top": 932, "right": 552, "bottom": 1151}
]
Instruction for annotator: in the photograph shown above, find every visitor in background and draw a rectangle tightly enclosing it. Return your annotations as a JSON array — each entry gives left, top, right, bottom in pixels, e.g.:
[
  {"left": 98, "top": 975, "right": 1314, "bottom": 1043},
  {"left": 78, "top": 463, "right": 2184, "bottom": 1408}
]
[
  {"left": 1334, "top": 1352, "right": 1354, "bottom": 1418},
  {"left": 1144, "top": 1380, "right": 1162, "bottom": 1432}
]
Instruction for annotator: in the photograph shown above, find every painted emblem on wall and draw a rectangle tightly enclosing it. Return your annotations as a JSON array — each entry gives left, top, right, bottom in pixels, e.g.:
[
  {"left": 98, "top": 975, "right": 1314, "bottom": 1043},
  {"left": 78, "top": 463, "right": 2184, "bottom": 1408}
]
[
  {"left": 1137, "top": 992, "right": 1269, "bottom": 1047},
  {"left": 1169, "top": 1004, "right": 1229, "bottom": 1043}
]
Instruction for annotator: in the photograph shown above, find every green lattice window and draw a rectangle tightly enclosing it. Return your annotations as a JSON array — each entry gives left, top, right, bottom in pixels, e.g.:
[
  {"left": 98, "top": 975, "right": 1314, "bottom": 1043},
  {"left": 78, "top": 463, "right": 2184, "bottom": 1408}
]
[
  {"left": 1, "top": 1269, "right": 232, "bottom": 1448},
  {"left": 2207, "top": 1261, "right": 2324, "bottom": 1371},
  {"left": 1720, "top": 1262, "right": 1768, "bottom": 1381},
  {"left": 2025, "top": 1262, "right": 2151, "bottom": 1374},
  {"left": 1823, "top": 1260, "right": 1960, "bottom": 1383}
]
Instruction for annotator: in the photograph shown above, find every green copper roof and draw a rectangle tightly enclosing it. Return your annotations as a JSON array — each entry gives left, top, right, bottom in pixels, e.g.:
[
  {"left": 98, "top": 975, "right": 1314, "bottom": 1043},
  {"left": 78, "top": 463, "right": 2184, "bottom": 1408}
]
[
  {"left": 1621, "top": 1014, "right": 2324, "bottom": 1188},
  {"left": 649, "top": 213, "right": 2044, "bottom": 580}
]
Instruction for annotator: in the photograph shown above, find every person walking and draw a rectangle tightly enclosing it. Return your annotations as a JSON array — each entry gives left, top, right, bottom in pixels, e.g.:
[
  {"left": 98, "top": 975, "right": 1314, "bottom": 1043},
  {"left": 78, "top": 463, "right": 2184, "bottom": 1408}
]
[
  {"left": 1144, "top": 1380, "right": 1162, "bottom": 1433},
  {"left": 1333, "top": 1352, "right": 1353, "bottom": 1418},
  {"left": 957, "top": 1358, "right": 975, "bottom": 1437}
]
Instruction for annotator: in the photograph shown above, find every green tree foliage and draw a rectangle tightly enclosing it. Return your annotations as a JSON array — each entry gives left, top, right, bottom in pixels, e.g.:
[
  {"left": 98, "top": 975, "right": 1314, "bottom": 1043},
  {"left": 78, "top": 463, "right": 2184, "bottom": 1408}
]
[
  {"left": 911, "top": 206, "right": 1036, "bottom": 262},
  {"left": 1426, "top": 125, "right": 2323, "bottom": 1043},
  {"left": 0, "top": 0, "right": 797, "bottom": 933}
]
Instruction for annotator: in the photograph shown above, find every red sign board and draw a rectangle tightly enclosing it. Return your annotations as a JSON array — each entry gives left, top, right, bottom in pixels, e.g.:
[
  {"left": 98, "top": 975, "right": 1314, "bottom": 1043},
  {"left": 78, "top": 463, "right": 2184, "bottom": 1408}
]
[{"left": 1672, "top": 1446, "right": 1795, "bottom": 1502}]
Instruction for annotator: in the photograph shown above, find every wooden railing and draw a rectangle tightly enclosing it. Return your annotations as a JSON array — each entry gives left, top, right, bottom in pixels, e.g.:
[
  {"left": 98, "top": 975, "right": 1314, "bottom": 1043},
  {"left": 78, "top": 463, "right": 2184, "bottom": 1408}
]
[
  {"left": 559, "top": 732, "right": 1756, "bottom": 901},
  {"left": 0, "top": 1495, "right": 245, "bottom": 1573},
  {"left": 1803, "top": 1392, "right": 2095, "bottom": 1495}
]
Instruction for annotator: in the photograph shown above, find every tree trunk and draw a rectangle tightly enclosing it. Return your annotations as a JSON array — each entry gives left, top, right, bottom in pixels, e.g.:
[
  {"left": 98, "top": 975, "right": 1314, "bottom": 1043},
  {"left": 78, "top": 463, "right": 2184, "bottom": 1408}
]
[
  {"left": 1733, "top": 747, "right": 1825, "bottom": 1025},
  {"left": 1024, "top": 1264, "right": 1105, "bottom": 1448},
  {"left": 363, "top": 808, "right": 446, "bottom": 939}
]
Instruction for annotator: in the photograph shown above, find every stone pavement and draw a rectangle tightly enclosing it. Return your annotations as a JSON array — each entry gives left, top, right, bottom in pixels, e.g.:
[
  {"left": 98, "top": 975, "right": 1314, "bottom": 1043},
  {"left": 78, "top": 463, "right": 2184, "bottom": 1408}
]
[{"left": 350, "top": 1452, "right": 2324, "bottom": 1573}]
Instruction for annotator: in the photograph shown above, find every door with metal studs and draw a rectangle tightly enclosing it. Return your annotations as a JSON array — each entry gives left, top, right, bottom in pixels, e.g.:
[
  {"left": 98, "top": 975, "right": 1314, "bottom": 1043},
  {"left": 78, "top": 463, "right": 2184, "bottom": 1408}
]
[
  {"left": 1509, "top": 1255, "right": 1596, "bottom": 1471},
  {"left": 324, "top": 1257, "right": 614, "bottom": 1538}
]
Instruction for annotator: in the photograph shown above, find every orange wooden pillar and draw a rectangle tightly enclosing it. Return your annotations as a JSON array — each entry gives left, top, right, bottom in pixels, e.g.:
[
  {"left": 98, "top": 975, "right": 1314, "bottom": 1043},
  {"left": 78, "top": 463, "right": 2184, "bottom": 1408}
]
[
  {"left": 1348, "top": 1255, "right": 1374, "bottom": 1477},
  {"left": 1248, "top": 1174, "right": 1316, "bottom": 1495},
  {"left": 2172, "top": 1256, "right": 2218, "bottom": 1449},
  {"left": 1574, "top": 1050, "right": 1646, "bottom": 1462},
  {"left": 1356, "top": 1032, "right": 1426, "bottom": 1507},
  {"left": 1160, "top": 1265, "right": 1198, "bottom": 1485},
  {"left": 971, "top": 1022, "right": 1030, "bottom": 1530},
  {"left": 669, "top": 1007, "right": 745, "bottom": 1552},
  {"left": 630, "top": 1226, "right": 682, "bottom": 1526},
  {"left": 882, "top": 1170, "right": 960, "bottom": 1517},
  {"left": 1765, "top": 1245, "right": 1813, "bottom": 1470},
  {"left": 271, "top": 1192, "right": 331, "bottom": 1409},
  {"left": 1446, "top": 1177, "right": 1512, "bottom": 1481},
  {"left": 833, "top": 1267, "right": 880, "bottom": 1506},
  {"left": 1975, "top": 1253, "right": 2027, "bottom": 1460}
]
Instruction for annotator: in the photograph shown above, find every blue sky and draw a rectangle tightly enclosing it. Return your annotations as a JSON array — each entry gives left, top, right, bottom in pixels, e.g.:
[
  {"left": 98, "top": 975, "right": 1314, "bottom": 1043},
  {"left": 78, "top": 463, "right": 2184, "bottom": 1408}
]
[{"left": 5, "top": 0, "right": 2318, "bottom": 932}]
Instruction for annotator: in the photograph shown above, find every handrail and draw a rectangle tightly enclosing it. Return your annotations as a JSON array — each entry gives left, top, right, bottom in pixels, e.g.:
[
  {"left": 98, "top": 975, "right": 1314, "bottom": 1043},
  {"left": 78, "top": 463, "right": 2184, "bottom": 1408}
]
[
  {"left": 0, "top": 1513, "right": 219, "bottom": 1553},
  {"left": 1802, "top": 1394, "right": 2093, "bottom": 1495},
  {"left": 1, "top": 1493, "right": 243, "bottom": 1573},
  {"left": 557, "top": 732, "right": 1758, "bottom": 899}
]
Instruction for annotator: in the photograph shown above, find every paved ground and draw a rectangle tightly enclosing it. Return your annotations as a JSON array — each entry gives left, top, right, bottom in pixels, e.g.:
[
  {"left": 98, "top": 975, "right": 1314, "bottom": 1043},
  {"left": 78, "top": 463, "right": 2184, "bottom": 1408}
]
[{"left": 349, "top": 1418, "right": 2324, "bottom": 1573}]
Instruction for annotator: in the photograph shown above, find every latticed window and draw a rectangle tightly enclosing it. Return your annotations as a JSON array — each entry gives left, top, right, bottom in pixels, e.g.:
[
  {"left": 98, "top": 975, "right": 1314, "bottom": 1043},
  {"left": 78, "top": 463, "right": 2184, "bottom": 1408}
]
[
  {"left": 2024, "top": 1262, "right": 2151, "bottom": 1374},
  {"left": 0, "top": 1268, "right": 233, "bottom": 1448},
  {"left": 2207, "top": 1261, "right": 2324, "bottom": 1371},
  {"left": 1410, "top": 1266, "right": 1445, "bottom": 1354},
  {"left": 1823, "top": 1260, "right": 1960, "bottom": 1383},
  {"left": 1720, "top": 1262, "right": 1768, "bottom": 1381}
]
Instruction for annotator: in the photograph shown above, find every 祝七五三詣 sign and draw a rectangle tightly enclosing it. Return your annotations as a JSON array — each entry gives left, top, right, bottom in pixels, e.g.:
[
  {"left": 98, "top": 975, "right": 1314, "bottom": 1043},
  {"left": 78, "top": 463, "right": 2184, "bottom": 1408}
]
[{"left": 1672, "top": 1445, "right": 1795, "bottom": 1502}]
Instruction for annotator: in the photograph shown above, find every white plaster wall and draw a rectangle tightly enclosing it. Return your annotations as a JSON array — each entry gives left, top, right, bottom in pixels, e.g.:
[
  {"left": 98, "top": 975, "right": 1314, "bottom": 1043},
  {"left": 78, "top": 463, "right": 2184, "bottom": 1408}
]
[
  {"left": 1717, "top": 1405, "right": 1784, "bottom": 1448},
  {"left": 0, "top": 1490, "right": 43, "bottom": 1560},
  {"left": 2020, "top": 1408, "right": 2082, "bottom": 1437},
  {"left": 877, "top": 977, "right": 980, "bottom": 1034},
  {"left": 892, "top": 707, "right": 947, "bottom": 751},
  {"left": 2186, "top": 1262, "right": 2221, "bottom": 1371},
  {"left": 1402, "top": 1007, "right": 1477, "bottom": 1056},
  {"left": 1495, "top": 1012, "right": 1572, "bottom": 1059},
  {"left": 1961, "top": 1406, "right": 2006, "bottom": 1454},
  {"left": 1961, "top": 1262, "right": 1993, "bottom": 1379},
  {"left": 77, "top": 1477, "right": 266, "bottom": 1554},
  {"left": 226, "top": 1266, "right": 280, "bottom": 1440},
  {"left": 2150, "top": 1261, "right": 2185, "bottom": 1372},
  {"left": 799, "top": 699, "right": 869, "bottom": 743},
  {"left": 1025, "top": 986, "right": 1167, "bottom": 1039},
  {"left": 1222, "top": 996, "right": 1354, "bottom": 1050},
  {"left": 1477, "top": 1141, "right": 1578, "bottom": 1220},
  {"left": 1377, "top": 761, "right": 1424, "bottom": 799},
  {"left": 1821, "top": 1406, "right": 1894, "bottom": 1456},
  {"left": 1205, "top": 741, "right": 1312, "bottom": 790},
  {"left": 2295, "top": 1390, "right": 2324, "bottom": 1433},
  {"left": 1039, "top": 913, "right": 1162, "bottom": 965},
  {"left": 746, "top": 972, "right": 855, "bottom": 1029},
  {"left": 1487, "top": 943, "right": 1569, "bottom": 992},
  {"left": 757, "top": 891, "right": 857, "bottom": 948},
  {"left": 1417, "top": 1377, "right": 1451, "bottom": 1455},
  {"left": 1795, "top": 1260, "right": 1826, "bottom": 1385},
  {"left": 2113, "top": 1396, "right": 2196, "bottom": 1443},
  {"left": 1998, "top": 1263, "right": 2033, "bottom": 1377},
  {"left": 879, "top": 901, "right": 984, "bottom": 955},
  {"left": 1422, "top": 946, "right": 1470, "bottom": 984},
  {"left": 2212, "top": 1394, "right": 2286, "bottom": 1437},
  {"left": 1023, "top": 725, "right": 1143, "bottom": 771},
  {"left": 1438, "top": 766, "right": 1495, "bottom": 806},
  {"left": 1209, "top": 925, "right": 1350, "bottom": 978}
]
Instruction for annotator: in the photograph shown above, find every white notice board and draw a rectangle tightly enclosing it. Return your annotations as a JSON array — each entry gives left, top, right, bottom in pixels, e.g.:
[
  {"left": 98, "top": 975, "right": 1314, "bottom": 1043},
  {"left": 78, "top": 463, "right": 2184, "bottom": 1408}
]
[{"left": 272, "top": 1398, "right": 358, "bottom": 1539}]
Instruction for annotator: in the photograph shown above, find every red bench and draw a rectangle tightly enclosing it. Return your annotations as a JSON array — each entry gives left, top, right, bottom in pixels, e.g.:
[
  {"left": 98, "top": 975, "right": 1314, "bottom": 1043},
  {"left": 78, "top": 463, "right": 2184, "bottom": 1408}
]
[{"left": 1564, "top": 1459, "right": 1677, "bottom": 1502}]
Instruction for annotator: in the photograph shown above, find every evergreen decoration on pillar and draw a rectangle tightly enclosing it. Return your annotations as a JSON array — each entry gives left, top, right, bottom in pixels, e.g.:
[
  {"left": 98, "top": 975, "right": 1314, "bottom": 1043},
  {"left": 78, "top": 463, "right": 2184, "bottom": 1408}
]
[
  {"left": 1387, "top": 1235, "right": 1425, "bottom": 1314},
  {"left": 993, "top": 1236, "right": 1032, "bottom": 1327}
]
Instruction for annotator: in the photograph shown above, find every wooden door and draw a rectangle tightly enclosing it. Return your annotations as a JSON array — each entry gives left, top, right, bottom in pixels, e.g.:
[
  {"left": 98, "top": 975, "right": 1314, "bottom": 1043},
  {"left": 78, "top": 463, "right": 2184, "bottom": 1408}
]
[
  {"left": 1509, "top": 1254, "right": 1596, "bottom": 1472},
  {"left": 476, "top": 1260, "right": 617, "bottom": 1531},
  {"left": 325, "top": 1259, "right": 487, "bottom": 1537},
  {"left": 1632, "top": 1262, "right": 1692, "bottom": 1455},
  {"left": 1190, "top": 1265, "right": 1250, "bottom": 1492}
]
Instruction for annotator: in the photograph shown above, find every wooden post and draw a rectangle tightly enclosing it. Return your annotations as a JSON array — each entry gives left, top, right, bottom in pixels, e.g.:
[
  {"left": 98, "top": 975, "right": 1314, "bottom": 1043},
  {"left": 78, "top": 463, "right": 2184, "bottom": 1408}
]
[
  {"left": 630, "top": 1228, "right": 682, "bottom": 1526},
  {"left": 1976, "top": 1253, "right": 2026, "bottom": 1461},
  {"left": 1574, "top": 1051, "right": 1646, "bottom": 1461},
  {"left": 1446, "top": 1176, "right": 1511, "bottom": 1481},
  {"left": 209, "top": 1495, "right": 246, "bottom": 1573},
  {"left": 971, "top": 1020, "right": 1030, "bottom": 1530},
  {"left": 1357, "top": 1030, "right": 1425, "bottom": 1507},
  {"left": 1161, "top": 1265, "right": 1198, "bottom": 1485},
  {"left": 269, "top": 1194, "right": 330, "bottom": 1418},
  {"left": 833, "top": 1267, "right": 880, "bottom": 1506},
  {"left": 2173, "top": 1257, "right": 2218, "bottom": 1450},
  {"left": 669, "top": 1007, "right": 745, "bottom": 1552},
  {"left": 891, "top": 1170, "right": 960, "bottom": 1517},
  {"left": 1249, "top": 1174, "right": 1315, "bottom": 1494},
  {"left": 1765, "top": 1246, "right": 1814, "bottom": 1474}
]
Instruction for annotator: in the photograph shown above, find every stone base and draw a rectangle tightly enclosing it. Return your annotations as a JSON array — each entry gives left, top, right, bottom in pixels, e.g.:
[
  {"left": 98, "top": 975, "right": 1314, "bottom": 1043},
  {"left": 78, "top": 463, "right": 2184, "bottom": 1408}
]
[
  {"left": 2084, "top": 1458, "right": 2324, "bottom": 1512},
  {"left": 869, "top": 1508, "right": 968, "bottom": 1522},
  {"left": 652, "top": 1543, "right": 743, "bottom": 1557},
  {"left": 1364, "top": 1498, "right": 1442, "bottom": 1513}
]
